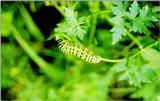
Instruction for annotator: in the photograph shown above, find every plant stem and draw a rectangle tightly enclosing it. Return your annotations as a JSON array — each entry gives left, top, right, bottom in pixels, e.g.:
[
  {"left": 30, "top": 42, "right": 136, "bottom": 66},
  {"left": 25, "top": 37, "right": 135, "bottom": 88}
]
[
  {"left": 129, "top": 41, "right": 158, "bottom": 59},
  {"left": 101, "top": 57, "right": 123, "bottom": 62},
  {"left": 88, "top": 15, "right": 97, "bottom": 45},
  {"left": 51, "top": 1, "right": 65, "bottom": 17},
  {"left": 93, "top": 10, "right": 111, "bottom": 16},
  {"left": 145, "top": 41, "right": 159, "bottom": 48},
  {"left": 11, "top": 24, "right": 51, "bottom": 69},
  {"left": 101, "top": 41, "right": 158, "bottom": 63},
  {"left": 126, "top": 31, "right": 143, "bottom": 49},
  {"left": 18, "top": 4, "right": 44, "bottom": 41}
]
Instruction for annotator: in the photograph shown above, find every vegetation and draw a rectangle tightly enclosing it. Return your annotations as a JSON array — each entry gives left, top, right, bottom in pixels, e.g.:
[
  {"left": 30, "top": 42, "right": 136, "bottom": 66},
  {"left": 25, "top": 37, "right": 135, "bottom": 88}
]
[{"left": 1, "top": 1, "right": 160, "bottom": 101}]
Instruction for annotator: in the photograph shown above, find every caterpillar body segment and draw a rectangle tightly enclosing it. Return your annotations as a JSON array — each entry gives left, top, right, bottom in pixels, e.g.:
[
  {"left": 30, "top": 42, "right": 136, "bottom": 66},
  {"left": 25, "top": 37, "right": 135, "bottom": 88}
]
[{"left": 58, "top": 39, "right": 102, "bottom": 63}]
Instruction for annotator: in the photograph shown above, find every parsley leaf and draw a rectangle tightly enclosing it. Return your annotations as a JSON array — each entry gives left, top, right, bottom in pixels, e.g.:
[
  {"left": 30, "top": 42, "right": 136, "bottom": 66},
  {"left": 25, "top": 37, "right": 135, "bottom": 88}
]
[
  {"left": 141, "top": 48, "right": 160, "bottom": 69},
  {"left": 113, "top": 59, "right": 127, "bottom": 72},
  {"left": 126, "top": 1, "right": 139, "bottom": 19},
  {"left": 121, "top": 65, "right": 150, "bottom": 87},
  {"left": 111, "top": 23, "right": 126, "bottom": 45},
  {"left": 131, "top": 5, "right": 158, "bottom": 34},
  {"left": 54, "top": 8, "right": 89, "bottom": 41},
  {"left": 132, "top": 18, "right": 150, "bottom": 34}
]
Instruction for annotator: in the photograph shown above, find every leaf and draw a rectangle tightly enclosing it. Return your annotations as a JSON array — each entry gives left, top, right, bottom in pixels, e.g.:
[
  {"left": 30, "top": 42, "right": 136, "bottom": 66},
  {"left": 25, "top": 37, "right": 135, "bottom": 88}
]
[
  {"left": 65, "top": 8, "right": 77, "bottom": 25},
  {"left": 126, "top": 1, "right": 139, "bottom": 19},
  {"left": 132, "top": 18, "right": 150, "bottom": 34},
  {"left": 131, "top": 4, "right": 158, "bottom": 34},
  {"left": 113, "top": 59, "right": 127, "bottom": 72},
  {"left": 55, "top": 22, "right": 75, "bottom": 37},
  {"left": 141, "top": 48, "right": 160, "bottom": 69},
  {"left": 141, "top": 48, "right": 160, "bottom": 61},
  {"left": 111, "top": 24, "right": 126, "bottom": 45},
  {"left": 127, "top": 66, "right": 141, "bottom": 87},
  {"left": 118, "top": 64, "right": 151, "bottom": 87},
  {"left": 112, "top": 7, "right": 123, "bottom": 17},
  {"left": 141, "top": 65, "right": 157, "bottom": 81},
  {"left": 119, "top": 72, "right": 129, "bottom": 81},
  {"left": 139, "top": 5, "right": 158, "bottom": 27},
  {"left": 112, "top": 2, "right": 128, "bottom": 16},
  {"left": 139, "top": 5, "right": 148, "bottom": 18},
  {"left": 54, "top": 8, "right": 88, "bottom": 41}
]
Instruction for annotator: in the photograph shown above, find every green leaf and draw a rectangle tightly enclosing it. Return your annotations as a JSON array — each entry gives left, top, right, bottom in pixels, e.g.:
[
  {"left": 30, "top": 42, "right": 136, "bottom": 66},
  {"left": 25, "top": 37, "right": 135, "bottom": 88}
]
[
  {"left": 141, "top": 65, "right": 157, "bottom": 81},
  {"left": 128, "top": 66, "right": 141, "bottom": 87},
  {"left": 132, "top": 18, "right": 149, "bottom": 34},
  {"left": 141, "top": 48, "right": 160, "bottom": 69},
  {"left": 126, "top": 1, "right": 139, "bottom": 19},
  {"left": 111, "top": 24, "right": 126, "bottom": 45},
  {"left": 139, "top": 5, "right": 158, "bottom": 28},
  {"left": 55, "top": 22, "right": 75, "bottom": 37},
  {"left": 141, "top": 48, "right": 160, "bottom": 62},
  {"left": 119, "top": 72, "right": 129, "bottom": 81},
  {"left": 65, "top": 8, "right": 77, "bottom": 25},
  {"left": 113, "top": 59, "right": 127, "bottom": 72},
  {"left": 54, "top": 8, "right": 88, "bottom": 41},
  {"left": 139, "top": 5, "right": 148, "bottom": 18},
  {"left": 128, "top": 65, "right": 150, "bottom": 87},
  {"left": 118, "top": 64, "right": 151, "bottom": 87},
  {"left": 131, "top": 5, "right": 158, "bottom": 34},
  {"left": 112, "top": 2, "right": 128, "bottom": 16},
  {"left": 112, "top": 7, "right": 123, "bottom": 17}
]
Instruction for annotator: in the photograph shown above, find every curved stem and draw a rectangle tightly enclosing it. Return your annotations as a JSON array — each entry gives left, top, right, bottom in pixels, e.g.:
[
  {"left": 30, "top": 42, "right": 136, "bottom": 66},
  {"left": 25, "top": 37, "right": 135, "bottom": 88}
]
[
  {"left": 18, "top": 3, "right": 44, "bottom": 41},
  {"left": 11, "top": 24, "right": 51, "bottom": 69},
  {"left": 11, "top": 24, "right": 65, "bottom": 81},
  {"left": 101, "top": 57, "right": 123, "bottom": 62}
]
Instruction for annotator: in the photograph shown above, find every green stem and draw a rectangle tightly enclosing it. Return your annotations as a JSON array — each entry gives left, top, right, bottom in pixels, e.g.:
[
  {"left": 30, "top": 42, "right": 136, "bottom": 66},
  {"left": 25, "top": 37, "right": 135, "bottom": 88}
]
[
  {"left": 88, "top": 15, "right": 97, "bottom": 45},
  {"left": 18, "top": 4, "right": 44, "bottom": 41},
  {"left": 126, "top": 31, "right": 143, "bottom": 49},
  {"left": 145, "top": 41, "right": 159, "bottom": 48},
  {"left": 101, "top": 57, "right": 123, "bottom": 62},
  {"left": 129, "top": 41, "right": 158, "bottom": 59},
  {"left": 93, "top": 10, "right": 111, "bottom": 16},
  {"left": 51, "top": 1, "right": 65, "bottom": 17},
  {"left": 11, "top": 24, "right": 51, "bottom": 69},
  {"left": 101, "top": 41, "right": 158, "bottom": 63}
]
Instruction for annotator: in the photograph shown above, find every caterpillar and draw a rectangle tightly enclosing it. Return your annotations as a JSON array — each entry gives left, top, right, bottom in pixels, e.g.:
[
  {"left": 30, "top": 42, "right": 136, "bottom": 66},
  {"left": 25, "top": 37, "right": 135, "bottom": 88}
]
[{"left": 58, "top": 39, "right": 123, "bottom": 63}]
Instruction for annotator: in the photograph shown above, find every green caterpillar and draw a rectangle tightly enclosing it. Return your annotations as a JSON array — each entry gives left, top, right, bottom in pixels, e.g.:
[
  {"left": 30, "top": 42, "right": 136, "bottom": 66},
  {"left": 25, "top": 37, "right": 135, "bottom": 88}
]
[
  {"left": 58, "top": 39, "right": 122, "bottom": 63},
  {"left": 58, "top": 39, "right": 102, "bottom": 63}
]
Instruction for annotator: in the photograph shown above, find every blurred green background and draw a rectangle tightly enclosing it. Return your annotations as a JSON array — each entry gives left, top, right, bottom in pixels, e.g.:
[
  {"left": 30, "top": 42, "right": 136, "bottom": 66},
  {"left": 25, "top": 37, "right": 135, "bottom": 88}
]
[{"left": 1, "top": 1, "right": 160, "bottom": 101}]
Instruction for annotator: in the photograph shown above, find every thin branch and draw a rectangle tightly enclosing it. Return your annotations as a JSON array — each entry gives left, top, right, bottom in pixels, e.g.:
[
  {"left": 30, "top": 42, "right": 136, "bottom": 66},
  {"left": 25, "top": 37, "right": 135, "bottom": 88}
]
[
  {"left": 11, "top": 24, "right": 51, "bottom": 69},
  {"left": 129, "top": 41, "right": 158, "bottom": 59},
  {"left": 126, "top": 31, "right": 143, "bottom": 49},
  {"left": 51, "top": 1, "right": 65, "bottom": 17}
]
